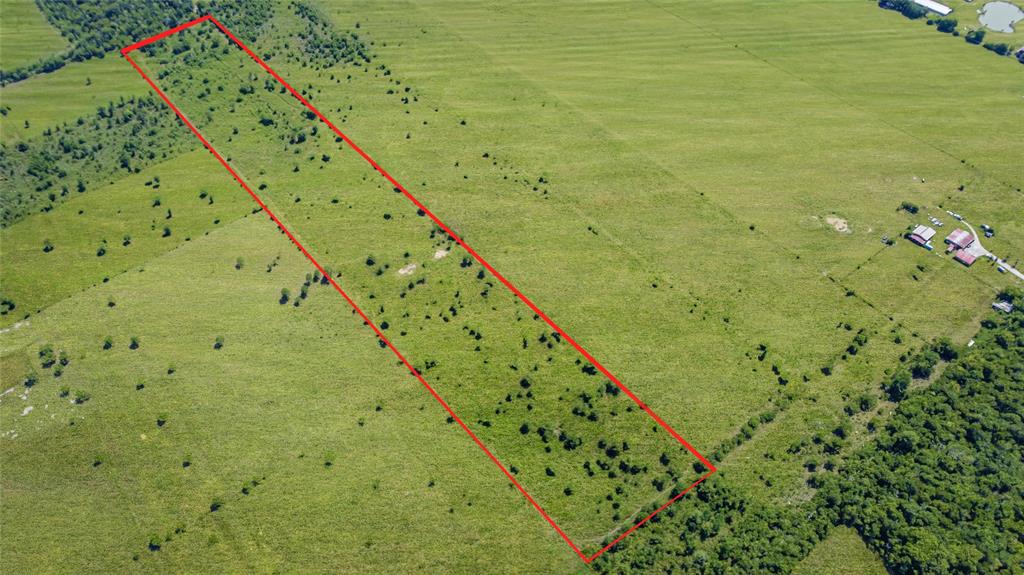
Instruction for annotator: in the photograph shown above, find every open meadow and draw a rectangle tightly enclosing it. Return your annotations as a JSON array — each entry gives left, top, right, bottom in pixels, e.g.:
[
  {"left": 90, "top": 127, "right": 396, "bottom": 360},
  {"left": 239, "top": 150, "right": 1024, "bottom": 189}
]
[{"left": 1, "top": 1, "right": 1022, "bottom": 573}]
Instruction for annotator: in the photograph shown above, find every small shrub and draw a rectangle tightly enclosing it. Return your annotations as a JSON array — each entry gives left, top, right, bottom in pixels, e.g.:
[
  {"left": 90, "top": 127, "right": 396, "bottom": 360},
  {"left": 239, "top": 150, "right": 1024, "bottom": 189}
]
[
  {"left": 935, "top": 18, "right": 956, "bottom": 33},
  {"left": 932, "top": 337, "right": 958, "bottom": 362},
  {"left": 879, "top": 0, "right": 927, "bottom": 19},
  {"left": 966, "top": 29, "right": 986, "bottom": 45},
  {"left": 884, "top": 369, "right": 911, "bottom": 401},
  {"left": 39, "top": 345, "right": 56, "bottom": 368},
  {"left": 214, "top": 336, "right": 224, "bottom": 350},
  {"left": 983, "top": 42, "right": 1011, "bottom": 56},
  {"left": 858, "top": 394, "right": 878, "bottom": 412}
]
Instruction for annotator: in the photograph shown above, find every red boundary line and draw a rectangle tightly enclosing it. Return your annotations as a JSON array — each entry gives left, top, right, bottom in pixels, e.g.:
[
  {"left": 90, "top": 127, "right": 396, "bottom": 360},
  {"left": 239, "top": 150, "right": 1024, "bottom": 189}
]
[{"left": 121, "top": 15, "right": 717, "bottom": 563}]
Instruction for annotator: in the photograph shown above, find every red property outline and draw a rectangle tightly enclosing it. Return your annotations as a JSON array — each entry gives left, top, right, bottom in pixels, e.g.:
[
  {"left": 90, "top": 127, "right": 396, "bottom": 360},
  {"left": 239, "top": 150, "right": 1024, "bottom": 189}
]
[{"left": 122, "top": 14, "right": 717, "bottom": 563}]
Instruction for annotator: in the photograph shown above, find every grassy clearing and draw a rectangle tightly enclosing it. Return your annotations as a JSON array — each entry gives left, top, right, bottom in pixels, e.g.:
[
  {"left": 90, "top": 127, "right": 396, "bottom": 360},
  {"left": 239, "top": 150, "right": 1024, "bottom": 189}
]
[
  {"left": 132, "top": 21, "right": 715, "bottom": 549},
  {"left": 0, "top": 56, "right": 149, "bottom": 142},
  {"left": 794, "top": 526, "right": 887, "bottom": 575},
  {"left": 0, "top": 0, "right": 67, "bottom": 70},
  {"left": 0, "top": 149, "right": 254, "bottom": 327},
  {"left": 0, "top": 215, "right": 581, "bottom": 572}
]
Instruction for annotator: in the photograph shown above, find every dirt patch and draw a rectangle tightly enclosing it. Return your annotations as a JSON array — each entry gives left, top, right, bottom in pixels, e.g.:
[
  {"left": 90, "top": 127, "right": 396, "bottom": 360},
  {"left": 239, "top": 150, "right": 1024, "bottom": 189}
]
[
  {"left": 398, "top": 263, "right": 417, "bottom": 276},
  {"left": 433, "top": 249, "right": 449, "bottom": 260},
  {"left": 826, "top": 215, "right": 850, "bottom": 234},
  {"left": 0, "top": 319, "right": 29, "bottom": 335}
]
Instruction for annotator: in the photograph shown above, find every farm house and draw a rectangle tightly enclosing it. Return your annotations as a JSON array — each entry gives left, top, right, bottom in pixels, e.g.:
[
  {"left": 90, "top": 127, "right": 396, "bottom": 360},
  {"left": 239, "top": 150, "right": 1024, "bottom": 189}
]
[
  {"left": 954, "top": 250, "right": 977, "bottom": 267},
  {"left": 945, "top": 228, "right": 975, "bottom": 250}
]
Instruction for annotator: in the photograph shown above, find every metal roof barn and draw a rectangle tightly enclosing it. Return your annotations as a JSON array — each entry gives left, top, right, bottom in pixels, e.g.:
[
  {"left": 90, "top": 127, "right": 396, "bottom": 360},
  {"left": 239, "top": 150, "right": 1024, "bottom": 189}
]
[
  {"left": 945, "top": 228, "right": 975, "bottom": 249},
  {"left": 913, "top": 0, "right": 954, "bottom": 16}
]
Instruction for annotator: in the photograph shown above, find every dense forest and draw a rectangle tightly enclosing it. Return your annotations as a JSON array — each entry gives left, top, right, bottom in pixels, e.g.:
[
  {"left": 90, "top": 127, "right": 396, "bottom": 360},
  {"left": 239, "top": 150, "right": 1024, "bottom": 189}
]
[
  {"left": 35, "top": 0, "right": 191, "bottom": 60},
  {"left": 820, "top": 288, "right": 1024, "bottom": 574},
  {"left": 595, "top": 288, "right": 1023, "bottom": 574}
]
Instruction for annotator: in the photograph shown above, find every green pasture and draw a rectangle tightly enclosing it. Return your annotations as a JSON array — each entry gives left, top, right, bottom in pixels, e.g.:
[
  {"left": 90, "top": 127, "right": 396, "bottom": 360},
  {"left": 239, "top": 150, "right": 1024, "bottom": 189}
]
[
  {"left": 1, "top": 0, "right": 1020, "bottom": 572},
  {"left": 0, "top": 149, "right": 254, "bottom": 327},
  {"left": 0, "top": 0, "right": 66, "bottom": 71},
  {"left": 0, "top": 56, "right": 149, "bottom": 142},
  {"left": 794, "top": 526, "right": 887, "bottom": 575},
  {"left": 0, "top": 215, "right": 581, "bottom": 573}
]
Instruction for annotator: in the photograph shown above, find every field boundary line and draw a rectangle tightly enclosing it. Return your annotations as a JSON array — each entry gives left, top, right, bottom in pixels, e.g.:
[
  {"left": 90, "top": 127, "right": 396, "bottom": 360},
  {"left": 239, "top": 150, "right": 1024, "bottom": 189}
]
[{"left": 121, "top": 14, "right": 715, "bottom": 563}]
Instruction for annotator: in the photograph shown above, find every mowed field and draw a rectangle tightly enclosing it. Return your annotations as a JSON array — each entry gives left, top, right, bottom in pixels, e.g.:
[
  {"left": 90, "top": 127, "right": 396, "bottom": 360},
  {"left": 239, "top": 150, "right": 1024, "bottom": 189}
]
[
  {"left": 0, "top": 56, "right": 150, "bottom": 142},
  {"left": 0, "top": 0, "right": 67, "bottom": 70},
  {"left": 1, "top": 0, "right": 1021, "bottom": 573}
]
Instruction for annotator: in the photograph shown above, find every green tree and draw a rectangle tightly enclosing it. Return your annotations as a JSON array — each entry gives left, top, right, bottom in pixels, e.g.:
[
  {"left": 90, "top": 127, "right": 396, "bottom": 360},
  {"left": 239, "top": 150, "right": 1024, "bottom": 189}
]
[{"left": 935, "top": 18, "right": 957, "bottom": 33}]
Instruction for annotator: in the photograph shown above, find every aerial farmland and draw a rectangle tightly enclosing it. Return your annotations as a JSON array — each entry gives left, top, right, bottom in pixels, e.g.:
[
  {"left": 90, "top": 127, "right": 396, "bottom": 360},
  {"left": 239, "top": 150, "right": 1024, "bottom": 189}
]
[{"left": 1, "top": 1, "right": 1022, "bottom": 573}]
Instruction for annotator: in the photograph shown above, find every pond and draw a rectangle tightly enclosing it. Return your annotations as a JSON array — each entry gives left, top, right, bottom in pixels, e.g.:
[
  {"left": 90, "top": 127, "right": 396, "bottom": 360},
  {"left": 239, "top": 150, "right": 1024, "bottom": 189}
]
[{"left": 979, "top": 1, "right": 1024, "bottom": 33}]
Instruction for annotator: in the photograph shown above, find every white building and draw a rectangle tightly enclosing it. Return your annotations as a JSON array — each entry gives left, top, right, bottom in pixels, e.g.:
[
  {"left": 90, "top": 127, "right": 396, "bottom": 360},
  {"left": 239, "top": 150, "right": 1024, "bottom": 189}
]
[
  {"left": 913, "top": 0, "right": 953, "bottom": 16},
  {"left": 993, "top": 301, "right": 1015, "bottom": 313},
  {"left": 912, "top": 224, "right": 936, "bottom": 242}
]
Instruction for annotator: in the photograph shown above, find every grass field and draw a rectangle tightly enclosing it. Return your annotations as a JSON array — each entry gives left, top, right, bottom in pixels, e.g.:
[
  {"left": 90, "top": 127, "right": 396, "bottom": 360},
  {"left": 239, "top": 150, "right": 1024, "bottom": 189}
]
[
  {"left": 1, "top": 0, "right": 1020, "bottom": 572},
  {"left": 0, "top": 0, "right": 67, "bottom": 70},
  {"left": 0, "top": 56, "right": 150, "bottom": 142},
  {"left": 0, "top": 149, "right": 253, "bottom": 324},
  {"left": 794, "top": 526, "right": 887, "bottom": 575}
]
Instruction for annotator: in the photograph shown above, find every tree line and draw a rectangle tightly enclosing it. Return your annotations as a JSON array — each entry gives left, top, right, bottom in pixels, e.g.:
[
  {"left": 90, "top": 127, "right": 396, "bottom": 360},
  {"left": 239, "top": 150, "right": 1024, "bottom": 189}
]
[{"left": 594, "top": 288, "right": 1023, "bottom": 573}]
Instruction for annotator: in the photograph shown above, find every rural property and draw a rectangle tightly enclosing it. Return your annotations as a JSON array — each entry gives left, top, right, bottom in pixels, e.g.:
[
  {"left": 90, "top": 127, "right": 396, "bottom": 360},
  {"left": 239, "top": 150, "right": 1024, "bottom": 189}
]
[{"left": 1, "top": 1, "right": 1022, "bottom": 574}]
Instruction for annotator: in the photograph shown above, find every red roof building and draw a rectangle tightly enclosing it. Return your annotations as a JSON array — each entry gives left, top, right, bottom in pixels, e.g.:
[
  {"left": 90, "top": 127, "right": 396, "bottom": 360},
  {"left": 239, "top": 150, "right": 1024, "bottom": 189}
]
[
  {"left": 954, "top": 250, "right": 977, "bottom": 267},
  {"left": 945, "top": 228, "right": 974, "bottom": 250}
]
